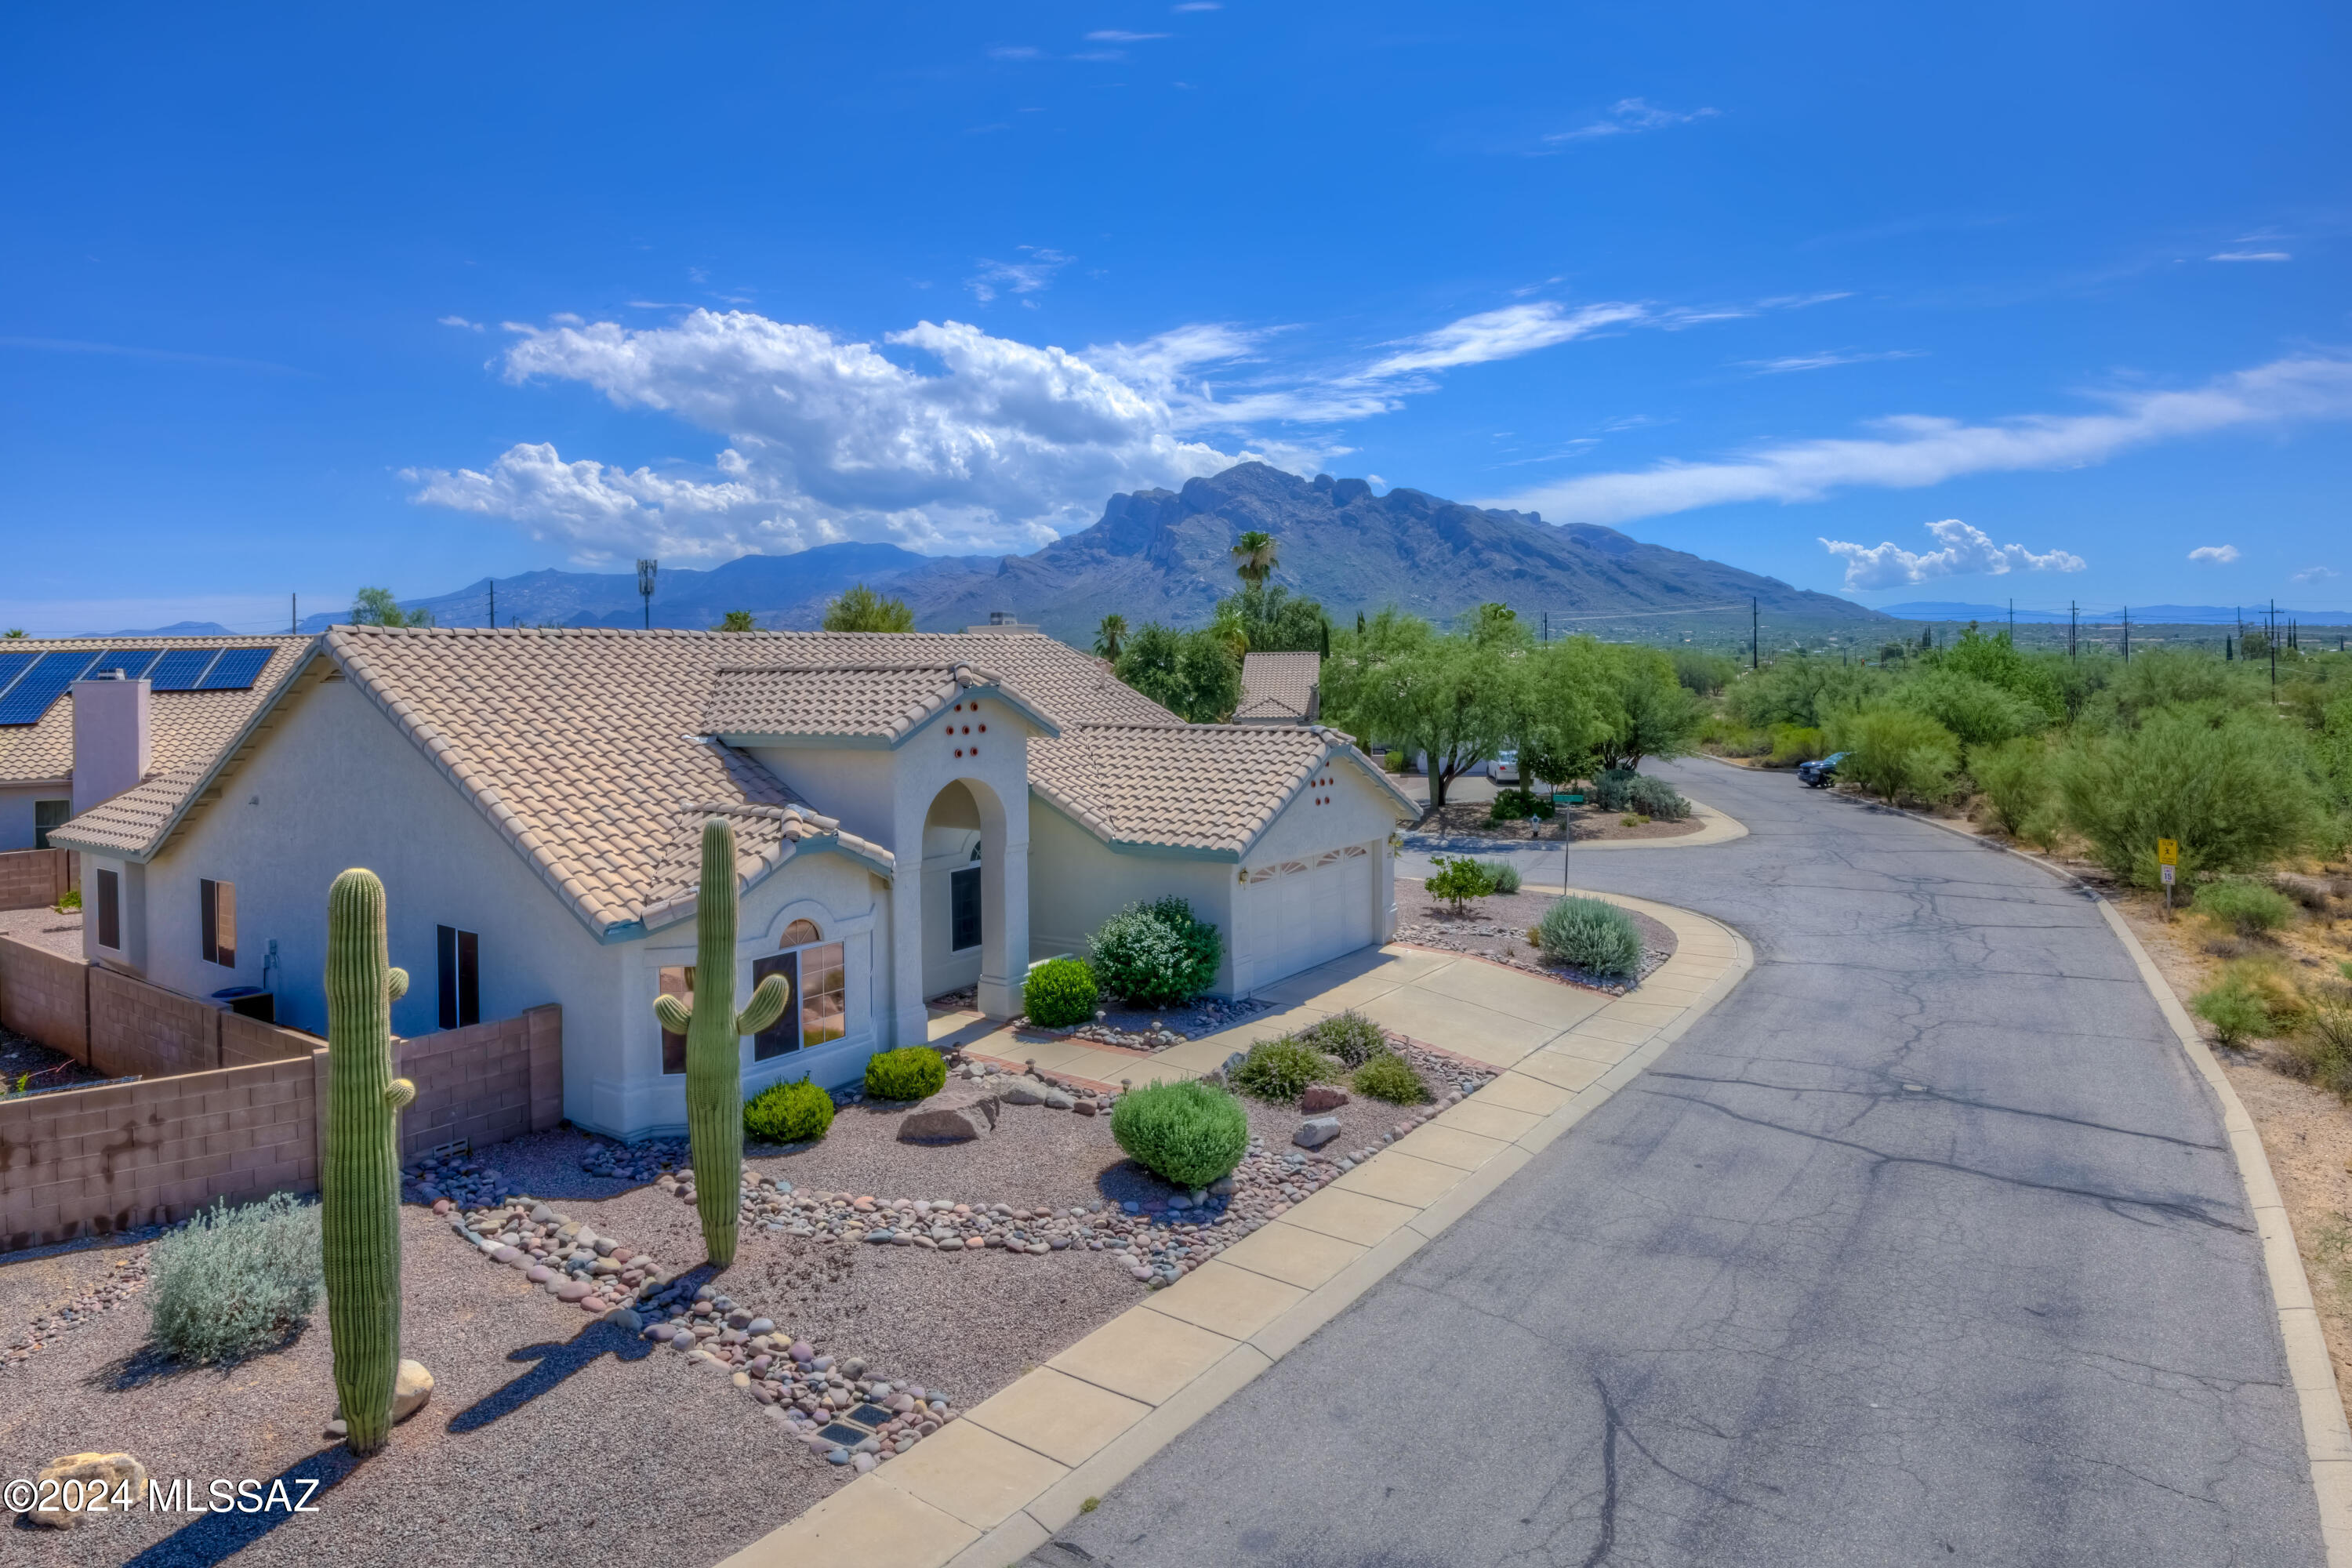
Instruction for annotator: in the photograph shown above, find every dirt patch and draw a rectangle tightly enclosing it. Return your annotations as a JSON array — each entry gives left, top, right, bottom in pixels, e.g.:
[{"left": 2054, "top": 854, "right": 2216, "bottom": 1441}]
[{"left": 1, "top": 1023, "right": 107, "bottom": 1098}]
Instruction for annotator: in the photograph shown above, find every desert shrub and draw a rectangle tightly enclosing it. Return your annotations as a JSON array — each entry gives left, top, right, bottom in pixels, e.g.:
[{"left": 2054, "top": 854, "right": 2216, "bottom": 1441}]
[
  {"left": 1672, "top": 648, "right": 1740, "bottom": 697},
  {"left": 2285, "top": 989, "right": 2352, "bottom": 1098},
  {"left": 1299, "top": 1010, "right": 1388, "bottom": 1065},
  {"left": 1231, "top": 1037, "right": 1341, "bottom": 1102},
  {"left": 1486, "top": 788, "right": 1555, "bottom": 823},
  {"left": 864, "top": 1046, "right": 947, "bottom": 1102},
  {"left": 2191, "top": 974, "right": 2274, "bottom": 1047},
  {"left": 1088, "top": 897, "right": 1224, "bottom": 1007},
  {"left": 55, "top": 888, "right": 81, "bottom": 912},
  {"left": 1831, "top": 706, "right": 1960, "bottom": 804},
  {"left": 1589, "top": 770, "right": 1691, "bottom": 820},
  {"left": 1700, "top": 711, "right": 1770, "bottom": 757},
  {"left": 1111, "top": 1080, "right": 1250, "bottom": 1189},
  {"left": 1478, "top": 857, "right": 1523, "bottom": 895},
  {"left": 744, "top": 1077, "right": 835, "bottom": 1143},
  {"left": 1534, "top": 896, "right": 1644, "bottom": 978},
  {"left": 1766, "top": 724, "right": 1827, "bottom": 768},
  {"left": 146, "top": 1192, "right": 321, "bottom": 1365},
  {"left": 1022, "top": 957, "right": 1099, "bottom": 1028},
  {"left": 2054, "top": 708, "right": 2325, "bottom": 887},
  {"left": 1972, "top": 737, "right": 2055, "bottom": 837},
  {"left": 1382, "top": 748, "right": 1408, "bottom": 773},
  {"left": 1426, "top": 855, "right": 1502, "bottom": 913},
  {"left": 2193, "top": 880, "right": 2297, "bottom": 940},
  {"left": 1893, "top": 669, "right": 2050, "bottom": 752},
  {"left": 1352, "top": 1052, "right": 1429, "bottom": 1104}
]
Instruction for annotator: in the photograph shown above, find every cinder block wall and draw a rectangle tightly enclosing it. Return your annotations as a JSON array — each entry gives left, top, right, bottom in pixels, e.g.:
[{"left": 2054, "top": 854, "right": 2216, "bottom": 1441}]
[
  {"left": 88, "top": 966, "right": 221, "bottom": 1080},
  {"left": 220, "top": 1011, "right": 318, "bottom": 1067},
  {"left": 0, "top": 848, "right": 74, "bottom": 913},
  {"left": 397, "top": 1004, "right": 564, "bottom": 1160},
  {"left": 0, "top": 935, "right": 92, "bottom": 1062},
  {"left": 0, "top": 1051, "right": 322, "bottom": 1251}
]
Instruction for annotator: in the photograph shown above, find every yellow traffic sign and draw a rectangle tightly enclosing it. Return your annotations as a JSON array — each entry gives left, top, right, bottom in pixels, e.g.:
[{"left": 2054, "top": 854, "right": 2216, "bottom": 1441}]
[{"left": 2156, "top": 838, "right": 2179, "bottom": 866}]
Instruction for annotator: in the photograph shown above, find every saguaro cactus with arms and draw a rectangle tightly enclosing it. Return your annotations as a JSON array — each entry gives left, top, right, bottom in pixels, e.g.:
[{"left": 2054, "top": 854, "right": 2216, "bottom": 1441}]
[
  {"left": 322, "top": 867, "right": 417, "bottom": 1454},
  {"left": 653, "top": 818, "right": 792, "bottom": 1265}
]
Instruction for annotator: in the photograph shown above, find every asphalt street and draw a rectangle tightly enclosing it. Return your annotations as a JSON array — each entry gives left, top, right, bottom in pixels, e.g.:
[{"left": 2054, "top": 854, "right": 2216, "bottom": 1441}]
[{"left": 1033, "top": 757, "right": 2326, "bottom": 1567}]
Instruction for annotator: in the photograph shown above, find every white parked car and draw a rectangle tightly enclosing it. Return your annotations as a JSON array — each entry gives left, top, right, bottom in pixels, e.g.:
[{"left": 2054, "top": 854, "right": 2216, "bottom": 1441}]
[{"left": 1490, "top": 750, "right": 1520, "bottom": 786}]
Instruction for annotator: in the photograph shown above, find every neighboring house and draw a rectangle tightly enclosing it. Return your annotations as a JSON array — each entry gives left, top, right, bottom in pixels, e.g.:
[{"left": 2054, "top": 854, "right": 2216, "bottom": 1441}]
[
  {"left": 0, "top": 636, "right": 308, "bottom": 852},
  {"left": 51, "top": 627, "right": 1414, "bottom": 1140},
  {"left": 1234, "top": 651, "right": 1321, "bottom": 724}
]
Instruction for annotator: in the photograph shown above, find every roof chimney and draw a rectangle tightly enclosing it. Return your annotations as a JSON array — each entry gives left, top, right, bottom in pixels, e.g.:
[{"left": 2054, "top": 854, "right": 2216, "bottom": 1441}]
[{"left": 71, "top": 670, "right": 151, "bottom": 816}]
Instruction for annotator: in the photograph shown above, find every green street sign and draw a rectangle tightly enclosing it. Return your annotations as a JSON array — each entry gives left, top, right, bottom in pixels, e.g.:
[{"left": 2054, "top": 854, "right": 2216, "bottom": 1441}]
[{"left": 1553, "top": 793, "right": 1584, "bottom": 804}]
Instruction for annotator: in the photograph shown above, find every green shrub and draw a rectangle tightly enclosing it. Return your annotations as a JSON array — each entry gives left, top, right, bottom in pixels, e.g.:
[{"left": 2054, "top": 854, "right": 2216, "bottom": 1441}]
[
  {"left": 147, "top": 1192, "right": 321, "bottom": 1365},
  {"left": 2192, "top": 974, "right": 2274, "bottom": 1047},
  {"left": 1893, "top": 669, "right": 2050, "bottom": 752},
  {"left": 2055, "top": 709, "right": 2325, "bottom": 887},
  {"left": 1534, "top": 896, "right": 1644, "bottom": 978},
  {"left": 2285, "top": 989, "right": 2352, "bottom": 1098},
  {"left": 2193, "top": 880, "right": 2298, "bottom": 939},
  {"left": 1478, "top": 857, "right": 1523, "bottom": 895},
  {"left": 864, "top": 1047, "right": 947, "bottom": 1102},
  {"left": 744, "top": 1077, "right": 836, "bottom": 1143},
  {"left": 1425, "top": 855, "right": 1501, "bottom": 913},
  {"left": 1088, "top": 897, "right": 1224, "bottom": 1007},
  {"left": 1231, "top": 1037, "right": 1341, "bottom": 1102},
  {"left": 55, "top": 888, "right": 82, "bottom": 912},
  {"left": 1298, "top": 1010, "right": 1388, "bottom": 1066},
  {"left": 1590, "top": 770, "right": 1691, "bottom": 820},
  {"left": 1023, "top": 957, "right": 1099, "bottom": 1028},
  {"left": 1352, "top": 1053, "right": 1428, "bottom": 1104},
  {"left": 1831, "top": 706, "right": 1959, "bottom": 804},
  {"left": 1766, "top": 724, "right": 1827, "bottom": 768},
  {"left": 1110, "top": 1080, "right": 1250, "bottom": 1189},
  {"left": 1972, "top": 737, "right": 2055, "bottom": 837},
  {"left": 1486, "top": 788, "right": 1555, "bottom": 823}
]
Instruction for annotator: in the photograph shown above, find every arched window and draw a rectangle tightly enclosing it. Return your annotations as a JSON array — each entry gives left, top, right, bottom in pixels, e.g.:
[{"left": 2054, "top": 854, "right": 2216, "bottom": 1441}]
[
  {"left": 751, "top": 917, "right": 847, "bottom": 1062},
  {"left": 781, "top": 919, "right": 822, "bottom": 947}
]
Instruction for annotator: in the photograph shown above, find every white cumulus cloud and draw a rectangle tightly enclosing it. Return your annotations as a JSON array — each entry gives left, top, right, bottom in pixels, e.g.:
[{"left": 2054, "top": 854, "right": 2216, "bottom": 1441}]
[
  {"left": 1486, "top": 354, "right": 2352, "bottom": 527},
  {"left": 2187, "top": 544, "right": 2241, "bottom": 564},
  {"left": 1819, "top": 519, "right": 2087, "bottom": 591},
  {"left": 2292, "top": 564, "right": 2339, "bottom": 583}
]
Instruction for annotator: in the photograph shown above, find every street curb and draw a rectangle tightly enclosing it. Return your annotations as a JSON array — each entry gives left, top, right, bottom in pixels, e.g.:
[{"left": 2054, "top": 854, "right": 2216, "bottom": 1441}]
[
  {"left": 1401, "top": 788, "right": 1748, "bottom": 857},
  {"left": 1809, "top": 780, "right": 2352, "bottom": 1566},
  {"left": 713, "top": 899, "right": 1755, "bottom": 1568}
]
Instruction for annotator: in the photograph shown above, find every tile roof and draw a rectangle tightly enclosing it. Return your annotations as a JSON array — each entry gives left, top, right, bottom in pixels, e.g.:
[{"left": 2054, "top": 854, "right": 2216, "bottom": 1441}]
[
  {"left": 1029, "top": 721, "right": 1415, "bottom": 857},
  {"left": 1235, "top": 651, "right": 1321, "bottom": 722},
  {"left": 704, "top": 662, "right": 1060, "bottom": 742},
  {"left": 0, "top": 635, "right": 309, "bottom": 787},
  {"left": 52, "top": 627, "right": 1166, "bottom": 937}
]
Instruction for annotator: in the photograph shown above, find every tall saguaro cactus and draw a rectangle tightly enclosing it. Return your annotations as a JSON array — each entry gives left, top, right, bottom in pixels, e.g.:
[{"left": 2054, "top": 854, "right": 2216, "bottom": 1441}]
[
  {"left": 322, "top": 868, "right": 417, "bottom": 1456},
  {"left": 654, "top": 818, "right": 791, "bottom": 1266}
]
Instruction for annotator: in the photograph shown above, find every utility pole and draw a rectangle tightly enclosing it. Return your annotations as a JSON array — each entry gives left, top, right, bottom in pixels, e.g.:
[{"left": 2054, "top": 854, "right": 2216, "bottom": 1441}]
[
  {"left": 2122, "top": 607, "right": 2130, "bottom": 662},
  {"left": 637, "top": 558, "right": 659, "bottom": 630},
  {"left": 289, "top": 593, "right": 297, "bottom": 633},
  {"left": 2008, "top": 597, "right": 2013, "bottom": 638},
  {"left": 2270, "top": 598, "right": 2278, "bottom": 693},
  {"left": 1751, "top": 597, "right": 1759, "bottom": 671},
  {"left": 488, "top": 579, "right": 496, "bottom": 630},
  {"left": 2069, "top": 601, "right": 2078, "bottom": 659}
]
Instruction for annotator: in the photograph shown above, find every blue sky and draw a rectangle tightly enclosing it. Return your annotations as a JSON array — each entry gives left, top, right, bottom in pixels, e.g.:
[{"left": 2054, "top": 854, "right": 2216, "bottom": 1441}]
[{"left": 2, "top": 1, "right": 2346, "bottom": 633}]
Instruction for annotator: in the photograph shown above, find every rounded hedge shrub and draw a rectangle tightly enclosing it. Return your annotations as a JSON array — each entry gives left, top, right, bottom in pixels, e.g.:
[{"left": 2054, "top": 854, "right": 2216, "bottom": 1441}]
[
  {"left": 1111, "top": 1080, "right": 1250, "bottom": 1189},
  {"left": 1300, "top": 1010, "right": 1388, "bottom": 1066},
  {"left": 2193, "top": 880, "right": 2297, "bottom": 939},
  {"left": 147, "top": 1192, "right": 321, "bottom": 1365},
  {"left": 864, "top": 1047, "right": 947, "bottom": 1102},
  {"left": 1231, "top": 1037, "right": 1341, "bottom": 1102},
  {"left": 745, "top": 1077, "right": 837, "bottom": 1143},
  {"left": 1088, "top": 896, "right": 1223, "bottom": 1007},
  {"left": 1023, "top": 957, "right": 1099, "bottom": 1028},
  {"left": 1352, "top": 1053, "right": 1428, "bottom": 1105},
  {"left": 1535, "top": 895, "right": 1645, "bottom": 978},
  {"left": 1478, "top": 857, "right": 1523, "bottom": 895}
]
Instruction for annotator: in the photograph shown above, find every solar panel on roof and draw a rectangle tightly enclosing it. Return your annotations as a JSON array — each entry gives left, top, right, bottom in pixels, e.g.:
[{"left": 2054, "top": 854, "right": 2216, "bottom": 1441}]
[
  {"left": 85, "top": 648, "right": 161, "bottom": 681},
  {"left": 0, "top": 652, "right": 100, "bottom": 726},
  {"left": 147, "top": 648, "right": 220, "bottom": 691},
  {"left": 196, "top": 647, "right": 274, "bottom": 691},
  {"left": 0, "top": 650, "right": 38, "bottom": 700}
]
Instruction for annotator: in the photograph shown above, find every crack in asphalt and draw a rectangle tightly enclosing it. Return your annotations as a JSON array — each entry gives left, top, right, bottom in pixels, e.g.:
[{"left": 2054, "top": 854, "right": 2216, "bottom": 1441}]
[{"left": 1642, "top": 1069, "right": 2228, "bottom": 1152}]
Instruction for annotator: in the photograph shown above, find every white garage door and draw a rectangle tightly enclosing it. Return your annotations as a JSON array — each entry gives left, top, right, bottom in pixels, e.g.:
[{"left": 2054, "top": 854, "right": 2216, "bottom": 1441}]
[{"left": 1245, "top": 846, "right": 1376, "bottom": 991}]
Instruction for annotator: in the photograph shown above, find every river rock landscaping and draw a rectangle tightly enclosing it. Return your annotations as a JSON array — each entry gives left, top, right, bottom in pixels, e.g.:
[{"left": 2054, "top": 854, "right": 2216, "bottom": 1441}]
[{"left": 1396, "top": 887, "right": 1677, "bottom": 993}]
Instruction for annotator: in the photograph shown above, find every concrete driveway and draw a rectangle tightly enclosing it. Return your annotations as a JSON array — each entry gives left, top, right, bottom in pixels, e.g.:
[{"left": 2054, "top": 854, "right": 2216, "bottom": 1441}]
[{"left": 1032, "top": 757, "right": 2328, "bottom": 1566}]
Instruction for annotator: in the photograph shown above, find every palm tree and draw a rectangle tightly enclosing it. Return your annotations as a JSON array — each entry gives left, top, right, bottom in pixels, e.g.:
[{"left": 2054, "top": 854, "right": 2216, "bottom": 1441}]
[
  {"left": 1230, "top": 531, "right": 1278, "bottom": 587},
  {"left": 1094, "top": 613, "right": 1129, "bottom": 660},
  {"left": 713, "top": 610, "right": 757, "bottom": 631}
]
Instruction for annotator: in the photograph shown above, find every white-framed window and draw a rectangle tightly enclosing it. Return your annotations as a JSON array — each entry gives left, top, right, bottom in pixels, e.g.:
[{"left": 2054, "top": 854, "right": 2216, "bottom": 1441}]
[{"left": 200, "top": 878, "right": 236, "bottom": 967}]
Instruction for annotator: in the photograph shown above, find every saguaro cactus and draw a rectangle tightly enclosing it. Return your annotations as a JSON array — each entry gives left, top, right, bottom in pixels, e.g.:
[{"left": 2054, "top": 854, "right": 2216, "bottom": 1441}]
[
  {"left": 322, "top": 867, "right": 417, "bottom": 1455},
  {"left": 654, "top": 818, "right": 791, "bottom": 1266}
]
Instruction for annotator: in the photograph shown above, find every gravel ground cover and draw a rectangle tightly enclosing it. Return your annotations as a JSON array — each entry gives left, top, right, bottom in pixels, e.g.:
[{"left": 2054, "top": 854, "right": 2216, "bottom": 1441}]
[
  {"left": 0, "top": 903, "right": 85, "bottom": 958},
  {"left": 1, "top": 1022, "right": 108, "bottom": 1098},
  {"left": 1394, "top": 886, "right": 1678, "bottom": 991},
  {"left": 1411, "top": 800, "right": 1705, "bottom": 844}
]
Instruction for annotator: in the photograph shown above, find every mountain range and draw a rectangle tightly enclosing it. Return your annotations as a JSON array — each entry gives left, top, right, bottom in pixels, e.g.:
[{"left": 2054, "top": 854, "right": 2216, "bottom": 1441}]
[{"left": 103, "top": 463, "right": 1883, "bottom": 641}]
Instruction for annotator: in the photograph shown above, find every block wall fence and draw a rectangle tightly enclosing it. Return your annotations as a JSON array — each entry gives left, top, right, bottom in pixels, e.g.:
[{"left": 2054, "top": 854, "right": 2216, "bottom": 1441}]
[
  {"left": 0, "top": 936, "right": 561, "bottom": 1250},
  {"left": 0, "top": 848, "right": 77, "bottom": 913}
]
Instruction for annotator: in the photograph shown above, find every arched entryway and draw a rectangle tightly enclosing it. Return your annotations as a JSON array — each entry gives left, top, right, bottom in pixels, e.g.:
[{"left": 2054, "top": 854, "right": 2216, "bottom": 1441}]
[{"left": 912, "top": 775, "right": 1026, "bottom": 1026}]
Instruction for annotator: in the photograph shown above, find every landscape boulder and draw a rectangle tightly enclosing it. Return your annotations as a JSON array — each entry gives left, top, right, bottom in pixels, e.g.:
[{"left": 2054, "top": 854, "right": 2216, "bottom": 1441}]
[
  {"left": 1294, "top": 1116, "right": 1342, "bottom": 1149},
  {"left": 393, "top": 1359, "right": 435, "bottom": 1422},
  {"left": 1300, "top": 1084, "right": 1351, "bottom": 1113},
  {"left": 26, "top": 1453, "right": 146, "bottom": 1530},
  {"left": 899, "top": 1098, "right": 1000, "bottom": 1143}
]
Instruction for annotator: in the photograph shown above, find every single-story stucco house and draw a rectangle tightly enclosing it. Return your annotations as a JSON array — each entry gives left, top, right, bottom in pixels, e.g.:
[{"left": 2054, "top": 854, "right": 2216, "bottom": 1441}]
[
  {"left": 49, "top": 626, "right": 1415, "bottom": 1140},
  {"left": 0, "top": 636, "right": 307, "bottom": 851}
]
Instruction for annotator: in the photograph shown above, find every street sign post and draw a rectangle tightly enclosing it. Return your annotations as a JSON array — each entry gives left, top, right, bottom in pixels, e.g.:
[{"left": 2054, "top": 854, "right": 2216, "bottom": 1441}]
[{"left": 2157, "top": 839, "right": 2179, "bottom": 916}]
